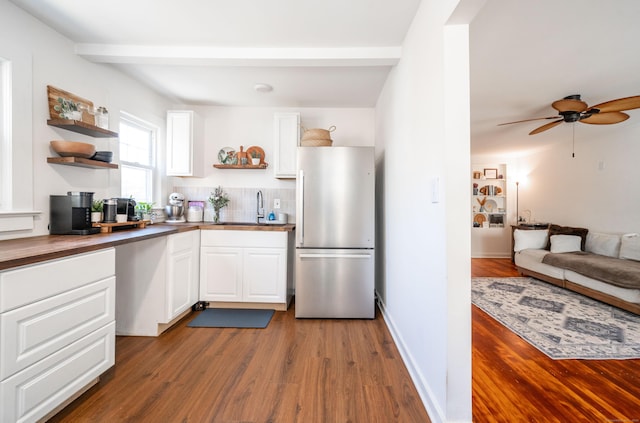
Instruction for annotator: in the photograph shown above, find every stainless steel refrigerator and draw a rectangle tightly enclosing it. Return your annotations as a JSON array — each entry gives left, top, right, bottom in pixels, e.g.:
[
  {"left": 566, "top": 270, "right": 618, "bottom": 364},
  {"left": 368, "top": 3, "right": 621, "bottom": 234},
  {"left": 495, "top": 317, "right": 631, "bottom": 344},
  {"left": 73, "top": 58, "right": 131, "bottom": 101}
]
[{"left": 295, "top": 146, "right": 375, "bottom": 318}]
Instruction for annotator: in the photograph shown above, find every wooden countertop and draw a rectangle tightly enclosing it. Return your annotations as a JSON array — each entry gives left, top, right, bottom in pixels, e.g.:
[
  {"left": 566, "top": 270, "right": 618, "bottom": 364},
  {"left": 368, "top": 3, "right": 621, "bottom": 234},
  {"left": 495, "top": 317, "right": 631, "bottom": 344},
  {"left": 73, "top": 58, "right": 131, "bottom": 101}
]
[{"left": 0, "top": 222, "right": 295, "bottom": 271}]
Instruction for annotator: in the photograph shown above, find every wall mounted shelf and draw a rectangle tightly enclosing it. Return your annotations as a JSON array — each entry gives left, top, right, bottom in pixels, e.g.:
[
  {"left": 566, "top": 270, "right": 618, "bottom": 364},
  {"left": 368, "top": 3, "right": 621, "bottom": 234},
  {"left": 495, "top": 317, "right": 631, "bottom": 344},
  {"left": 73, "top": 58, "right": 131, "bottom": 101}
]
[
  {"left": 213, "top": 163, "right": 268, "bottom": 169},
  {"left": 47, "top": 119, "right": 118, "bottom": 138},
  {"left": 47, "top": 157, "right": 118, "bottom": 169}
]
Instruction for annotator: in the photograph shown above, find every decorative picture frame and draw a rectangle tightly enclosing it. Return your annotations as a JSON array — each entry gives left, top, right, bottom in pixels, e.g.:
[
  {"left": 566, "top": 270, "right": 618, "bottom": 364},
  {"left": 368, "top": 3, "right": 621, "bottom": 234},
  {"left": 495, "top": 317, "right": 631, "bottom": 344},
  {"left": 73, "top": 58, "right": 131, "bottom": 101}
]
[{"left": 484, "top": 168, "right": 498, "bottom": 179}]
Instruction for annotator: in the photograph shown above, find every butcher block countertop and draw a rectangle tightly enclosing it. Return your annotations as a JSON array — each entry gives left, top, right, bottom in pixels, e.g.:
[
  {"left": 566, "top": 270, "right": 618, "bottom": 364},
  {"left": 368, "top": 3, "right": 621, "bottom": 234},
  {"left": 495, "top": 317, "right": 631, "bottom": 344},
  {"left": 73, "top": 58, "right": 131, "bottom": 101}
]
[{"left": 0, "top": 222, "right": 295, "bottom": 271}]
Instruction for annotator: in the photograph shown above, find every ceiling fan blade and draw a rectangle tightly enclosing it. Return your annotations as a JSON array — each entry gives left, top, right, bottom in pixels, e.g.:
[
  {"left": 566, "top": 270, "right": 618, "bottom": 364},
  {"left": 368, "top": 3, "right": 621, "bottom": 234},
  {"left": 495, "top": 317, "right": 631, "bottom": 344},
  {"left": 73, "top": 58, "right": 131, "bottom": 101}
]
[
  {"left": 552, "top": 98, "right": 588, "bottom": 113},
  {"left": 529, "top": 119, "right": 563, "bottom": 135},
  {"left": 580, "top": 111, "right": 629, "bottom": 125},
  {"left": 497, "top": 116, "right": 559, "bottom": 126},
  {"left": 588, "top": 95, "right": 640, "bottom": 113}
]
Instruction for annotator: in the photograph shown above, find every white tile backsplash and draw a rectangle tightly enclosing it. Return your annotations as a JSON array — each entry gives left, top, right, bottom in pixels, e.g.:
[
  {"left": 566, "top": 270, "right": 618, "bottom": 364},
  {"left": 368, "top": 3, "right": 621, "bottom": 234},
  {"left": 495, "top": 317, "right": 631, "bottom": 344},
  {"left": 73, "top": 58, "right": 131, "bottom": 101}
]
[{"left": 172, "top": 186, "right": 295, "bottom": 223}]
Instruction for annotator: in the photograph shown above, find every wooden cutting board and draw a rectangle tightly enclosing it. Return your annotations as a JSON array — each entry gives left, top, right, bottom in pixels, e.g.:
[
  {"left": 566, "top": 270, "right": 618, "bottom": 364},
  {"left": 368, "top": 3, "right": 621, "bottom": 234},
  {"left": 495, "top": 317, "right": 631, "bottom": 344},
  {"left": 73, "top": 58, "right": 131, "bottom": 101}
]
[{"left": 47, "top": 85, "right": 96, "bottom": 126}]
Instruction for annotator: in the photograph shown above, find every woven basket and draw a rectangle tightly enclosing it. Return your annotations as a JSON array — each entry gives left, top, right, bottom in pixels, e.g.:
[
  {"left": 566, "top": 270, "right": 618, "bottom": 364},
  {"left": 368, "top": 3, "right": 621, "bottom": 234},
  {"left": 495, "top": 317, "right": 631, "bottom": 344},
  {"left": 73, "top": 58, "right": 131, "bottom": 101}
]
[
  {"left": 300, "top": 138, "right": 333, "bottom": 147},
  {"left": 301, "top": 125, "right": 336, "bottom": 141}
]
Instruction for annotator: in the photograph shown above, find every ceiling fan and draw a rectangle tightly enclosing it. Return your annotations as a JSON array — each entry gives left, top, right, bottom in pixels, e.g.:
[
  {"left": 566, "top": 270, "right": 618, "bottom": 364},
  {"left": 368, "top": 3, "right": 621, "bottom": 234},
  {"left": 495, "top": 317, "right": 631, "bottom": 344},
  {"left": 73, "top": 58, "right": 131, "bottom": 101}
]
[{"left": 499, "top": 94, "right": 640, "bottom": 135}]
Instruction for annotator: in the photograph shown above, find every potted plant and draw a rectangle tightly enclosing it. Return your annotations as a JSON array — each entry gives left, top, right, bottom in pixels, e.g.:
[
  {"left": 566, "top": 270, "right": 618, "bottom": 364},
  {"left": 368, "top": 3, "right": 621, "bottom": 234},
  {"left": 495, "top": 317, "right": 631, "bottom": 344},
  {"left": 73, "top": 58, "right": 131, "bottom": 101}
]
[
  {"left": 250, "top": 150, "right": 261, "bottom": 165},
  {"left": 54, "top": 97, "right": 82, "bottom": 121},
  {"left": 91, "top": 200, "right": 103, "bottom": 223},
  {"left": 135, "top": 201, "right": 155, "bottom": 221},
  {"left": 207, "top": 186, "right": 230, "bottom": 223}
]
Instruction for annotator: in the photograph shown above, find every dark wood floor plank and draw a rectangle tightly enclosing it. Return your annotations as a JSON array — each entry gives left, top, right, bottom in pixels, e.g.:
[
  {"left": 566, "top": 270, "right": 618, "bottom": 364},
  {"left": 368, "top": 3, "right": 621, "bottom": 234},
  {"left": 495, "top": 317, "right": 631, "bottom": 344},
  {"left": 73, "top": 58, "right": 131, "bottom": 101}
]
[
  {"left": 472, "top": 258, "right": 640, "bottom": 422},
  {"left": 47, "top": 303, "right": 431, "bottom": 423}
]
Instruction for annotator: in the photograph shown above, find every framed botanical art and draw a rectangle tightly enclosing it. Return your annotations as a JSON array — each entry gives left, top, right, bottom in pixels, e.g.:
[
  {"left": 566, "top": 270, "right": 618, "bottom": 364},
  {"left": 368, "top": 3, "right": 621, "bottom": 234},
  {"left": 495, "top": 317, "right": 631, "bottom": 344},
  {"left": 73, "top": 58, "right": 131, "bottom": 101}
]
[{"left": 484, "top": 168, "right": 498, "bottom": 179}]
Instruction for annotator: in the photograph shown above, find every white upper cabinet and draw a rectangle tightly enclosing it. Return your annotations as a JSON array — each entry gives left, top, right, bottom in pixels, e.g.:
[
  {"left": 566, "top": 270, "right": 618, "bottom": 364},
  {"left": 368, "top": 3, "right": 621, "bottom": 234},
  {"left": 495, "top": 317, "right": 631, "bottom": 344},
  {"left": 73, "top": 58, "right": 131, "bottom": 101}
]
[
  {"left": 166, "top": 110, "right": 204, "bottom": 177},
  {"left": 273, "top": 112, "right": 300, "bottom": 179}
]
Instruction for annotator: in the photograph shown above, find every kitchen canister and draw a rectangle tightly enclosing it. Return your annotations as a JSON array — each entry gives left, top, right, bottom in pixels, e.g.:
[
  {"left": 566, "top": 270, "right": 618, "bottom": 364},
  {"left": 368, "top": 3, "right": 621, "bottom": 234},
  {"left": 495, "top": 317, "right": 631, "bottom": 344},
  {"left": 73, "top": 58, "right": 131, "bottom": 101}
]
[
  {"left": 103, "top": 199, "right": 117, "bottom": 223},
  {"left": 186, "top": 205, "right": 203, "bottom": 222}
]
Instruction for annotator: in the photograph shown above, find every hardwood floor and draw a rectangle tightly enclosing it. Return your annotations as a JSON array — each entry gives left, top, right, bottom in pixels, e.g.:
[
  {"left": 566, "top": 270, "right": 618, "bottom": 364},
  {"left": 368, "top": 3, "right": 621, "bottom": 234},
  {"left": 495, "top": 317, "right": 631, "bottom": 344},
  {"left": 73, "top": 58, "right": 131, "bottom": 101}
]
[
  {"left": 472, "top": 258, "right": 640, "bottom": 422},
  {"left": 46, "top": 259, "right": 640, "bottom": 422},
  {"left": 48, "top": 304, "right": 430, "bottom": 423}
]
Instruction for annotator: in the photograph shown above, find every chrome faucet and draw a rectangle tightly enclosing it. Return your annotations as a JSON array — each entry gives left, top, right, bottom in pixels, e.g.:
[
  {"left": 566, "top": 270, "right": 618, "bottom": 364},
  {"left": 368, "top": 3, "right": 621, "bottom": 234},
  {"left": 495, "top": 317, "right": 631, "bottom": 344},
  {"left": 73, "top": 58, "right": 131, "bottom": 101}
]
[{"left": 256, "top": 190, "right": 264, "bottom": 223}]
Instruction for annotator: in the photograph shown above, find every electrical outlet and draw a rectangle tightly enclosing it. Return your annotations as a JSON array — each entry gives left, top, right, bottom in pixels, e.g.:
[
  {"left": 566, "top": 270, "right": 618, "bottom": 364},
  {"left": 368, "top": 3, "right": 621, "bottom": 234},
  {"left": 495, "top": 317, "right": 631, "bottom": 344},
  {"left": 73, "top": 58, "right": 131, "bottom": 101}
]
[{"left": 274, "top": 199, "right": 281, "bottom": 209}]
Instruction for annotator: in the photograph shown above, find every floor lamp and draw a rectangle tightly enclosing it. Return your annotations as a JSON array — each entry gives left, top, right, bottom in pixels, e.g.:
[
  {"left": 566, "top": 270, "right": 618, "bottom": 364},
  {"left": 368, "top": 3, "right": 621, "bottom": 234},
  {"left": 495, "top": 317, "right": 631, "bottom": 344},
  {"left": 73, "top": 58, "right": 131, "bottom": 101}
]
[{"left": 515, "top": 181, "right": 519, "bottom": 224}]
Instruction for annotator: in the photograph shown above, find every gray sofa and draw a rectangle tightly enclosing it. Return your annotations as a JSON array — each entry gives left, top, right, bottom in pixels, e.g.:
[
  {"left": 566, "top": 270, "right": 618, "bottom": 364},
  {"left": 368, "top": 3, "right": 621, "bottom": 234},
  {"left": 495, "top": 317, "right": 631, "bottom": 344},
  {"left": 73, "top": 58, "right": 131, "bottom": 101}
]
[{"left": 513, "top": 225, "right": 640, "bottom": 315}]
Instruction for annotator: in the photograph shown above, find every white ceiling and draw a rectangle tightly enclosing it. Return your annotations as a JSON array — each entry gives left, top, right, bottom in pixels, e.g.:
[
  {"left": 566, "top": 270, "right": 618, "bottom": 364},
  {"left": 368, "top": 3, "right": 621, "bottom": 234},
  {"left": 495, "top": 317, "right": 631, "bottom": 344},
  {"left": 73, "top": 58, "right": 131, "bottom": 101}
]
[
  {"left": 10, "top": 0, "right": 640, "bottom": 156},
  {"left": 10, "top": 0, "right": 419, "bottom": 107},
  {"left": 470, "top": 0, "right": 640, "bottom": 156}
]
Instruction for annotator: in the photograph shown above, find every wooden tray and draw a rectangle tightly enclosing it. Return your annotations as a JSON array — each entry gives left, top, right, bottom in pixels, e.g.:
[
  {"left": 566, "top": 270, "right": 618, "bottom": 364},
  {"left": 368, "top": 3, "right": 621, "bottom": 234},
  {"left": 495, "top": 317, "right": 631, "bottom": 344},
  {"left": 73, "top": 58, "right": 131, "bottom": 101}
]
[{"left": 92, "top": 220, "right": 151, "bottom": 233}]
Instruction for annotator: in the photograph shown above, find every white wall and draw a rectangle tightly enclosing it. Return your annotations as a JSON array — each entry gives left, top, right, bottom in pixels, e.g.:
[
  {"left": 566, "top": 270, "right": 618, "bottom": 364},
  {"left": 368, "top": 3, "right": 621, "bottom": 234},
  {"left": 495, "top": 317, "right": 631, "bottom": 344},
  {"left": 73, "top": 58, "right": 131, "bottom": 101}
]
[
  {"left": 375, "top": 0, "right": 473, "bottom": 421},
  {"left": 514, "top": 122, "right": 640, "bottom": 234},
  {"left": 169, "top": 106, "right": 374, "bottom": 191},
  {"left": 0, "top": 0, "right": 172, "bottom": 240},
  {"left": 472, "top": 120, "right": 640, "bottom": 257}
]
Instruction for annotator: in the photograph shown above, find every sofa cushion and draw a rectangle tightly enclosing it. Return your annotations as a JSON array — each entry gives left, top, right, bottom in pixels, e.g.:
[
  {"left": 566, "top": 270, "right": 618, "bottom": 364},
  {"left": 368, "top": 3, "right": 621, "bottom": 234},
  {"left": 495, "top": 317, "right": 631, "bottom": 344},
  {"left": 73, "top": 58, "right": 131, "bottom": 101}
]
[
  {"left": 546, "top": 224, "right": 588, "bottom": 251},
  {"left": 620, "top": 233, "right": 640, "bottom": 262},
  {"left": 550, "top": 235, "right": 582, "bottom": 253},
  {"left": 513, "top": 229, "right": 549, "bottom": 252},
  {"left": 586, "top": 232, "right": 621, "bottom": 258},
  {"left": 515, "top": 249, "right": 565, "bottom": 280}
]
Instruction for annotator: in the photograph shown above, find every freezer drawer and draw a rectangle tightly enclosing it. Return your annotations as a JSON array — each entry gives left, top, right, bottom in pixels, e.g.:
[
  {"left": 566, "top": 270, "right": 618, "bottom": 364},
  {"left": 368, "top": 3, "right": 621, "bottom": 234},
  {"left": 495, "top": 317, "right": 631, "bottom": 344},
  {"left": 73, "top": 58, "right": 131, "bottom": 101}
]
[{"left": 295, "top": 249, "right": 374, "bottom": 319}]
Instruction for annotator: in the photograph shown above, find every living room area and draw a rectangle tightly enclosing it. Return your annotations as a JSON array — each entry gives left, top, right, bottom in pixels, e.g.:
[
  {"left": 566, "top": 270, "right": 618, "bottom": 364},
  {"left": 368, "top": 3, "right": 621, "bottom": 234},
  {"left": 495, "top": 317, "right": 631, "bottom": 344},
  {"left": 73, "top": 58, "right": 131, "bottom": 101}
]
[{"left": 469, "top": 1, "right": 640, "bottom": 421}]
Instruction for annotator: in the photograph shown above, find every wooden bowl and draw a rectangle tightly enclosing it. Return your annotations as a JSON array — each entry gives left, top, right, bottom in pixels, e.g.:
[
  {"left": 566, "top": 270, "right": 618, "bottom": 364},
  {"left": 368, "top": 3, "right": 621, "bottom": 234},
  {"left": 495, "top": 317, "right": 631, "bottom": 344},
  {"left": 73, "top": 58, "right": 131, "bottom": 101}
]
[{"left": 50, "top": 140, "right": 96, "bottom": 158}]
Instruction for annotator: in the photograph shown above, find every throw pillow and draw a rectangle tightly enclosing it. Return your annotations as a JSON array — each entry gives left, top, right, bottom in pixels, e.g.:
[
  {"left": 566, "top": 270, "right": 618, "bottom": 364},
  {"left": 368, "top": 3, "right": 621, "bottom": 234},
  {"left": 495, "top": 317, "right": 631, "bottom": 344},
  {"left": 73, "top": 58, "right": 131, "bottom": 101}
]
[
  {"left": 619, "top": 233, "right": 640, "bottom": 261},
  {"left": 545, "top": 224, "right": 588, "bottom": 251},
  {"left": 550, "top": 234, "right": 582, "bottom": 253},
  {"left": 513, "top": 229, "right": 549, "bottom": 252},
  {"left": 585, "top": 232, "right": 622, "bottom": 258}
]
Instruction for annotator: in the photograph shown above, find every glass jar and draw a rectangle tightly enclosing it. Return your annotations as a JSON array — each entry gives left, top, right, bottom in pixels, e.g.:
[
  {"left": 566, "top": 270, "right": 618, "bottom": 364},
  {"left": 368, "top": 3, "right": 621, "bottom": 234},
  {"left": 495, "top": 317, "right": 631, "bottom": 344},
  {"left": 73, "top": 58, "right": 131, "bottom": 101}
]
[{"left": 95, "top": 106, "right": 109, "bottom": 129}]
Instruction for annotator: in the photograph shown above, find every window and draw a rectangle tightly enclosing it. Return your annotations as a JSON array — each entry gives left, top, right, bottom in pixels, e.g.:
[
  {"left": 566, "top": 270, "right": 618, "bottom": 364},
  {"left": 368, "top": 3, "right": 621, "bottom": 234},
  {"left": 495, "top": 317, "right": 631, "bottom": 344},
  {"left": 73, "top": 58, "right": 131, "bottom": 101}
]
[{"left": 119, "top": 113, "right": 157, "bottom": 203}]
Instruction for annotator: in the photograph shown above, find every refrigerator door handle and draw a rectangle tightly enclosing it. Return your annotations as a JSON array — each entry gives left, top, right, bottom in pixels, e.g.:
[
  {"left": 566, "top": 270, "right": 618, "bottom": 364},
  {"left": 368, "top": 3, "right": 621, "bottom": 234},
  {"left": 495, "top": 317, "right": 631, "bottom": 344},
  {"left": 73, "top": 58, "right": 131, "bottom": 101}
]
[
  {"left": 299, "top": 253, "right": 372, "bottom": 259},
  {"left": 298, "top": 169, "right": 304, "bottom": 246}
]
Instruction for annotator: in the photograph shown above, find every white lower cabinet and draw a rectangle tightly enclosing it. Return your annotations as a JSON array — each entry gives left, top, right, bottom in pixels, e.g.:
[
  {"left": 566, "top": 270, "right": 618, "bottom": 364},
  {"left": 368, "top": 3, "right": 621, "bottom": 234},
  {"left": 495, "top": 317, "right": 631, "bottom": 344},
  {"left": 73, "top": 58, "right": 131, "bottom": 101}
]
[
  {"left": 116, "top": 230, "right": 200, "bottom": 336},
  {"left": 200, "top": 230, "right": 293, "bottom": 309},
  {"left": 0, "top": 249, "right": 116, "bottom": 423},
  {"left": 166, "top": 231, "right": 201, "bottom": 319}
]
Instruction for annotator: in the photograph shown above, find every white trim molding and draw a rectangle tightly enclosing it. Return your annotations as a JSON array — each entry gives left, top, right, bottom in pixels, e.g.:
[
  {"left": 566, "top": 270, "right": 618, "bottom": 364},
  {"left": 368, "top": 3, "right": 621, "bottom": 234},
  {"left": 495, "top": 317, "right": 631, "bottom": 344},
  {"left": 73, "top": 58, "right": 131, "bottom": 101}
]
[{"left": 0, "top": 211, "right": 41, "bottom": 233}]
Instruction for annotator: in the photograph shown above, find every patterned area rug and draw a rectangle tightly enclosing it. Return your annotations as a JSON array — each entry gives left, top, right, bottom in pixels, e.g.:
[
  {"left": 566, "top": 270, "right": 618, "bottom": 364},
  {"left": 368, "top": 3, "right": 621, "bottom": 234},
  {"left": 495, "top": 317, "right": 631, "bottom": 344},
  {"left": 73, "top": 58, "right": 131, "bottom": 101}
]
[{"left": 472, "top": 277, "right": 640, "bottom": 359}]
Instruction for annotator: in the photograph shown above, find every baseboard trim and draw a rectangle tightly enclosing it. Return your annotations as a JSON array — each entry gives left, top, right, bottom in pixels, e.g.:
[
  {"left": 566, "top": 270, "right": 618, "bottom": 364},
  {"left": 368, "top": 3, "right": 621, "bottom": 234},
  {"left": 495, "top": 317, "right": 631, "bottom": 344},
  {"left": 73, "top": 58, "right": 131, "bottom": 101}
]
[{"left": 376, "top": 291, "right": 445, "bottom": 423}]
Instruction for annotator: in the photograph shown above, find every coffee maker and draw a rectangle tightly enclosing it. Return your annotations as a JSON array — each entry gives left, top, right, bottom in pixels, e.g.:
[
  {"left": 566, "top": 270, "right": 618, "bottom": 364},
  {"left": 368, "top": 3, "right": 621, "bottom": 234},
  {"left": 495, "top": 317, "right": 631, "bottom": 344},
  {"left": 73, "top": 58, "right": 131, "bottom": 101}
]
[{"left": 50, "top": 192, "right": 100, "bottom": 235}]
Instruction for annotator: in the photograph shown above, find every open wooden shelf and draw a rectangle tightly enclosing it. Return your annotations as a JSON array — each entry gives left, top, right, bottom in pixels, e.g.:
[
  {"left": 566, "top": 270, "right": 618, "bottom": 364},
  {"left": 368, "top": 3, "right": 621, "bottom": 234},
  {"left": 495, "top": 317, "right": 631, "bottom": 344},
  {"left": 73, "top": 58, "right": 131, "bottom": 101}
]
[
  {"left": 47, "top": 156, "right": 118, "bottom": 169},
  {"left": 213, "top": 163, "right": 268, "bottom": 169},
  {"left": 47, "top": 119, "right": 118, "bottom": 138}
]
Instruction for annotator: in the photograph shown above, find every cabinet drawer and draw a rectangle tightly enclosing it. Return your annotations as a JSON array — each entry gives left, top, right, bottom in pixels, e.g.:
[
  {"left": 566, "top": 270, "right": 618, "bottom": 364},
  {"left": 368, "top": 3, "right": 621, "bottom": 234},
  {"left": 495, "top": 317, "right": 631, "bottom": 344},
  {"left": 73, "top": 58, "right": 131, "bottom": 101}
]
[
  {"left": 1, "top": 277, "right": 115, "bottom": 380},
  {"left": 0, "top": 322, "right": 115, "bottom": 423},
  {"left": 0, "top": 248, "right": 115, "bottom": 312},
  {"left": 168, "top": 230, "right": 199, "bottom": 253},
  {"left": 201, "top": 230, "right": 286, "bottom": 248}
]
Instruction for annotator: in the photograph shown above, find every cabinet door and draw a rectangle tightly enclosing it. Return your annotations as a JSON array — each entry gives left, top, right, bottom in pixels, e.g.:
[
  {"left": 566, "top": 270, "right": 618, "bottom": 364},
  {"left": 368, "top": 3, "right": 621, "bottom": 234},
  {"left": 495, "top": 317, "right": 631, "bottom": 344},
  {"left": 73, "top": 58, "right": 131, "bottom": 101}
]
[
  {"left": 273, "top": 112, "right": 300, "bottom": 179},
  {"left": 243, "top": 248, "right": 286, "bottom": 303},
  {"left": 1, "top": 322, "right": 115, "bottom": 423},
  {"left": 166, "top": 110, "right": 203, "bottom": 177},
  {"left": 165, "top": 231, "right": 200, "bottom": 321},
  {"left": 200, "top": 247, "right": 243, "bottom": 301}
]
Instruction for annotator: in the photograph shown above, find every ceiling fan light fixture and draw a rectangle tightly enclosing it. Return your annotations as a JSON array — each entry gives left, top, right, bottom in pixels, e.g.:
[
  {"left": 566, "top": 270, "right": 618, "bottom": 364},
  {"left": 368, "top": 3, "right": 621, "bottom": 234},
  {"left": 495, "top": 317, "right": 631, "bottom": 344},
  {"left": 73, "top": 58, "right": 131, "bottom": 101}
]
[
  {"left": 254, "top": 83, "right": 273, "bottom": 93},
  {"left": 500, "top": 94, "right": 640, "bottom": 135}
]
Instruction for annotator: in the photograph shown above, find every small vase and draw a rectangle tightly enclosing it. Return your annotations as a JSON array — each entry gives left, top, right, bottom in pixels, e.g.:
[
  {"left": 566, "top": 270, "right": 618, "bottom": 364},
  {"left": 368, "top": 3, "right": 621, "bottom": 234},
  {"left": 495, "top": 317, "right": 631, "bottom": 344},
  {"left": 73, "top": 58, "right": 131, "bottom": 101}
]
[
  {"left": 63, "top": 110, "right": 82, "bottom": 121},
  {"left": 251, "top": 158, "right": 260, "bottom": 165},
  {"left": 213, "top": 208, "right": 220, "bottom": 224},
  {"left": 91, "top": 211, "right": 102, "bottom": 223}
]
